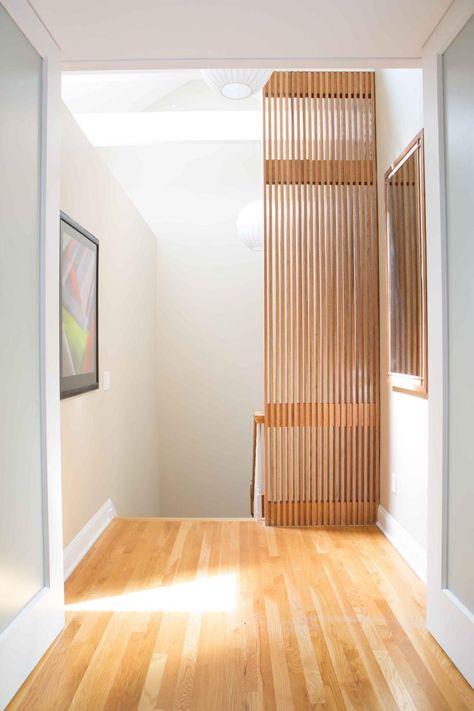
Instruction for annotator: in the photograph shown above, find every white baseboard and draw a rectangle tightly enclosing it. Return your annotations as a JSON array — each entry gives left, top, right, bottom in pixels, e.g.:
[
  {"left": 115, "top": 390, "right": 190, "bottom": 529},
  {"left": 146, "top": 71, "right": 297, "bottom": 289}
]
[
  {"left": 63, "top": 499, "right": 117, "bottom": 580},
  {"left": 377, "top": 505, "right": 427, "bottom": 583}
]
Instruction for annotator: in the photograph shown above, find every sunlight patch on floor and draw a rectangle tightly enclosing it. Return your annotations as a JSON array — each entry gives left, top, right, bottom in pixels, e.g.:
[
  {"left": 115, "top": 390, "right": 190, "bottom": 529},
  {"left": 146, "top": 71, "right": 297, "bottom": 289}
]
[{"left": 65, "top": 574, "right": 237, "bottom": 613}]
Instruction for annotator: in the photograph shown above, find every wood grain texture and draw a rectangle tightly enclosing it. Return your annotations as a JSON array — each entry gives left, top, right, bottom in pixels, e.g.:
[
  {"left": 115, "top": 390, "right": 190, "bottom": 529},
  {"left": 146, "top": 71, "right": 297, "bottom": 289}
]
[
  {"left": 8, "top": 518, "right": 474, "bottom": 711},
  {"left": 263, "top": 72, "right": 379, "bottom": 526},
  {"left": 384, "top": 130, "right": 428, "bottom": 396}
]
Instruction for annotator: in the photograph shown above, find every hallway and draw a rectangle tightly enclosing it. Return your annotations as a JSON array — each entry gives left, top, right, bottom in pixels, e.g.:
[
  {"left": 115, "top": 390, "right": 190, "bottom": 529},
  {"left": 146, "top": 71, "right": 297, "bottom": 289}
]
[{"left": 9, "top": 520, "right": 473, "bottom": 710}]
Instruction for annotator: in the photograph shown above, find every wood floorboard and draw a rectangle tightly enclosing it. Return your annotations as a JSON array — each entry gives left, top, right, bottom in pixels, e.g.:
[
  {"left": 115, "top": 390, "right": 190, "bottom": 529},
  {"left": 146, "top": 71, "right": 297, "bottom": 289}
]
[{"left": 7, "top": 519, "right": 474, "bottom": 711}]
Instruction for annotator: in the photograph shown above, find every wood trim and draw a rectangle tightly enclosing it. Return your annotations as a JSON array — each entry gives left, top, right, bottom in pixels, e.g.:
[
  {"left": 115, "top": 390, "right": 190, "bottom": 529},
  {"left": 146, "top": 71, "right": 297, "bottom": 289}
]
[
  {"left": 265, "top": 499, "right": 378, "bottom": 524},
  {"left": 264, "top": 403, "right": 377, "bottom": 427},
  {"left": 265, "top": 159, "right": 375, "bottom": 185},
  {"left": 384, "top": 130, "right": 428, "bottom": 396},
  {"left": 263, "top": 71, "right": 373, "bottom": 98},
  {"left": 263, "top": 71, "right": 379, "bottom": 527}
]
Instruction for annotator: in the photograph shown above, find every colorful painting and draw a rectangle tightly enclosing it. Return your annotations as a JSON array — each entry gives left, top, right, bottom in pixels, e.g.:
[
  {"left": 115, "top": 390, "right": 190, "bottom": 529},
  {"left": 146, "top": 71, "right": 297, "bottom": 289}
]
[{"left": 60, "top": 214, "right": 99, "bottom": 398}]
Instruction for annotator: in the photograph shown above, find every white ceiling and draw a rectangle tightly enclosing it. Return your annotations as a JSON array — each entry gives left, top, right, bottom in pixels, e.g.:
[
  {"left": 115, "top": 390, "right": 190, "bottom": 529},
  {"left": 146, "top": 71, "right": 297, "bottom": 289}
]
[
  {"left": 62, "top": 71, "right": 261, "bottom": 114},
  {"left": 62, "top": 71, "right": 263, "bottom": 242},
  {"left": 61, "top": 71, "right": 201, "bottom": 113},
  {"left": 62, "top": 71, "right": 262, "bottom": 144},
  {"left": 33, "top": 0, "right": 451, "bottom": 65}
]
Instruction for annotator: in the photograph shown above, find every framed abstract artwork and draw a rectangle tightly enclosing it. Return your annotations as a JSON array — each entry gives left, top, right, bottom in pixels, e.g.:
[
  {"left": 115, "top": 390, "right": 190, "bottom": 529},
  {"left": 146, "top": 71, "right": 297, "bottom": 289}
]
[{"left": 60, "top": 212, "right": 99, "bottom": 398}]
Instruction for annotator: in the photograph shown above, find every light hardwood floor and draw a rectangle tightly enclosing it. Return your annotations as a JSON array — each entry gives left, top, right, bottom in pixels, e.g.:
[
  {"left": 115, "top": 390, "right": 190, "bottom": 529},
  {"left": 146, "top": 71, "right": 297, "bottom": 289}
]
[{"left": 8, "top": 519, "right": 474, "bottom": 710}]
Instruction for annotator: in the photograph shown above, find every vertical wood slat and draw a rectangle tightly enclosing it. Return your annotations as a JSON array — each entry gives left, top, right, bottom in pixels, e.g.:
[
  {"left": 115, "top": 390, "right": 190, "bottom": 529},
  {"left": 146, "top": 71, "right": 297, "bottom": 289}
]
[{"left": 263, "top": 71, "right": 379, "bottom": 526}]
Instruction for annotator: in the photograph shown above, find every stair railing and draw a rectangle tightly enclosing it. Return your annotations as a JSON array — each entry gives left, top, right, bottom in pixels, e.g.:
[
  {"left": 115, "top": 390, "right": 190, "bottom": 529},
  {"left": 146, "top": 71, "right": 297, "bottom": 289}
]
[{"left": 250, "top": 412, "right": 265, "bottom": 519}]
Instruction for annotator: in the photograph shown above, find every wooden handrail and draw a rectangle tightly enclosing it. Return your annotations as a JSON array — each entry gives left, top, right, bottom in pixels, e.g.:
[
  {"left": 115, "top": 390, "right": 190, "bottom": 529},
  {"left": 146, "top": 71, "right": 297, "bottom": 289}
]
[{"left": 250, "top": 412, "right": 265, "bottom": 517}]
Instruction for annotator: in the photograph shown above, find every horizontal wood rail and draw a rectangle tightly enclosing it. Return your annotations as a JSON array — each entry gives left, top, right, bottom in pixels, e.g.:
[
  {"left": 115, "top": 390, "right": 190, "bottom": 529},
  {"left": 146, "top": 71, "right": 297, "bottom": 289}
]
[
  {"left": 264, "top": 403, "right": 377, "bottom": 427},
  {"left": 264, "top": 500, "right": 378, "bottom": 524},
  {"left": 264, "top": 71, "right": 372, "bottom": 99},
  {"left": 265, "top": 159, "right": 375, "bottom": 186}
]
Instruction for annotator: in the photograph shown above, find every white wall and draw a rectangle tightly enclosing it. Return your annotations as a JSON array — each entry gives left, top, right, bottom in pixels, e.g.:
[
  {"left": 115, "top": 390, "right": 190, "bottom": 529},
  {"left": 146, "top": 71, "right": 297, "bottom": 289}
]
[
  {"left": 375, "top": 70, "right": 428, "bottom": 556},
  {"left": 99, "top": 139, "right": 263, "bottom": 517},
  {"left": 62, "top": 73, "right": 264, "bottom": 520},
  {"left": 155, "top": 144, "right": 263, "bottom": 517},
  {"left": 153, "top": 143, "right": 263, "bottom": 517},
  {"left": 60, "top": 107, "right": 160, "bottom": 546}
]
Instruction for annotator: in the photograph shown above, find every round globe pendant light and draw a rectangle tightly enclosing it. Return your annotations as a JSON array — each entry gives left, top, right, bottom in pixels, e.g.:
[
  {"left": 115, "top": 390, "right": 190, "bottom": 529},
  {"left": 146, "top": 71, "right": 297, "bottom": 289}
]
[
  {"left": 237, "top": 200, "right": 264, "bottom": 251},
  {"left": 201, "top": 69, "right": 272, "bottom": 100}
]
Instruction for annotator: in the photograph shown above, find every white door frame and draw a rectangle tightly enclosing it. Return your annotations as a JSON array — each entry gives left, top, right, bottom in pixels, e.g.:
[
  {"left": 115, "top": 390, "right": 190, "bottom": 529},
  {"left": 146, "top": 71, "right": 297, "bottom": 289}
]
[
  {"left": 0, "top": 0, "right": 471, "bottom": 701},
  {"left": 423, "top": 0, "right": 474, "bottom": 687},
  {"left": 0, "top": 2, "right": 63, "bottom": 708}
]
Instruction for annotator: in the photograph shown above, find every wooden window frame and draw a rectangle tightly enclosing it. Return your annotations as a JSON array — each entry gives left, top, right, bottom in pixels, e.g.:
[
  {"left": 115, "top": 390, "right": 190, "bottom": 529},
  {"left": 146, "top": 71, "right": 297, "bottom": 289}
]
[{"left": 384, "top": 130, "right": 428, "bottom": 397}]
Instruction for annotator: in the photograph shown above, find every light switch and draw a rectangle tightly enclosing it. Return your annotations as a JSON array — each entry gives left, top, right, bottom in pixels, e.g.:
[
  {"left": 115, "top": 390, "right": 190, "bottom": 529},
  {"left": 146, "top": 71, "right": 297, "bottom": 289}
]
[{"left": 103, "top": 371, "right": 111, "bottom": 390}]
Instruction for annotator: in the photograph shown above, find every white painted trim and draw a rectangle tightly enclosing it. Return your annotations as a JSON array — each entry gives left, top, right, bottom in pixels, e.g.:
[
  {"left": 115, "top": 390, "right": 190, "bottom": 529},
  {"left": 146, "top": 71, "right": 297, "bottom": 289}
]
[
  {"left": 1, "top": 0, "right": 60, "bottom": 55},
  {"left": 0, "top": 2, "right": 63, "bottom": 708},
  {"left": 61, "top": 57, "right": 422, "bottom": 72},
  {"left": 63, "top": 499, "right": 118, "bottom": 580},
  {"left": 377, "top": 506, "right": 427, "bottom": 583},
  {"left": 423, "top": 0, "right": 474, "bottom": 687}
]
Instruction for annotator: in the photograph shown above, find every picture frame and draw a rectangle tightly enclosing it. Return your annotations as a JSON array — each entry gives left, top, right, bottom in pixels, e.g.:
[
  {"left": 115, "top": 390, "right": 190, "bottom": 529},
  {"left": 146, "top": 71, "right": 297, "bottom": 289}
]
[{"left": 60, "top": 212, "right": 99, "bottom": 399}]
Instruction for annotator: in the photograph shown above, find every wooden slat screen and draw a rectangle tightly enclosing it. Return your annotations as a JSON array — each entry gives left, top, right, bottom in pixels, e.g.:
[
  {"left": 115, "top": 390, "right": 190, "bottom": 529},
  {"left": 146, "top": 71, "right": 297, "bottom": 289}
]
[{"left": 263, "top": 71, "right": 379, "bottom": 526}]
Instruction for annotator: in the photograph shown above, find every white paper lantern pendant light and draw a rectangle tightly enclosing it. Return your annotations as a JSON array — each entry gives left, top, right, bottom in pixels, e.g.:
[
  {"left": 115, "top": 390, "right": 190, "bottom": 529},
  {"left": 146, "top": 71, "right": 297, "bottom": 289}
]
[
  {"left": 237, "top": 200, "right": 264, "bottom": 251},
  {"left": 201, "top": 69, "right": 272, "bottom": 100}
]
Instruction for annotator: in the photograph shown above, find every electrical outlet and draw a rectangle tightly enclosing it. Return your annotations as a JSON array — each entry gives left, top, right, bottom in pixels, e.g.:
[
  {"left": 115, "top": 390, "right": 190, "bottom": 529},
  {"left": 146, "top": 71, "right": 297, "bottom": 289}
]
[
  {"left": 391, "top": 472, "right": 398, "bottom": 495},
  {"left": 103, "top": 371, "right": 111, "bottom": 390}
]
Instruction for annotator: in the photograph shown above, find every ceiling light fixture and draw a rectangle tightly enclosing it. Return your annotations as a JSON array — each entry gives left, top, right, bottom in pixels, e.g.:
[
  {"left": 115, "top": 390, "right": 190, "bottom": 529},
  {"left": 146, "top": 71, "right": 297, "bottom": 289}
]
[{"left": 201, "top": 69, "right": 272, "bottom": 100}]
